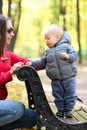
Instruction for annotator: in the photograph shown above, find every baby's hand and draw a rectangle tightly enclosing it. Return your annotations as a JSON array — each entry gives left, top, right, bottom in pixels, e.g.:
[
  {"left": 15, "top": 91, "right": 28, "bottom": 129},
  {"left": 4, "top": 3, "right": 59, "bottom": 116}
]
[
  {"left": 60, "top": 52, "right": 69, "bottom": 60},
  {"left": 25, "top": 61, "right": 32, "bottom": 66}
]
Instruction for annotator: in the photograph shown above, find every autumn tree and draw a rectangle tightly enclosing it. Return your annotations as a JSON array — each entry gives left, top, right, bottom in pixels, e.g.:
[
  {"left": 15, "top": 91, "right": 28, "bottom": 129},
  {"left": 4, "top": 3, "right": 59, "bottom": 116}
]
[
  {"left": 0, "top": 0, "right": 2, "bottom": 14},
  {"left": 7, "top": 0, "right": 22, "bottom": 52}
]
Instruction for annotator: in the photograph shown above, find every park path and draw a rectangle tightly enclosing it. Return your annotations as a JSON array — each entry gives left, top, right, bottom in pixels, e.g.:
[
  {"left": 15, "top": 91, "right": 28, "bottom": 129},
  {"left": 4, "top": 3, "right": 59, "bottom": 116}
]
[{"left": 37, "top": 65, "right": 87, "bottom": 105}]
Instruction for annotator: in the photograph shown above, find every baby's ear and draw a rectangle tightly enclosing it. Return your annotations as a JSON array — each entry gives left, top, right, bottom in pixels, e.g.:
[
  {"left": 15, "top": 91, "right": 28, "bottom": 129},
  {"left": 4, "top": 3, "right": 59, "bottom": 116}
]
[{"left": 56, "top": 34, "right": 61, "bottom": 40}]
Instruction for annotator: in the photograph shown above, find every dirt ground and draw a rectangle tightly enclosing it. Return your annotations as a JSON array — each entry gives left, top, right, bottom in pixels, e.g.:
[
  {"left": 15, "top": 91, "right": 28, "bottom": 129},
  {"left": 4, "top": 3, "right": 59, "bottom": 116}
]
[{"left": 37, "top": 64, "right": 87, "bottom": 105}]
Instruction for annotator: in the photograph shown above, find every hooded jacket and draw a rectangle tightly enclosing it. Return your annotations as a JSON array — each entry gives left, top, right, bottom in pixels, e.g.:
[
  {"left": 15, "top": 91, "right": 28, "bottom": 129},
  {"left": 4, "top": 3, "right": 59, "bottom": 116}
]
[{"left": 32, "top": 31, "right": 78, "bottom": 80}]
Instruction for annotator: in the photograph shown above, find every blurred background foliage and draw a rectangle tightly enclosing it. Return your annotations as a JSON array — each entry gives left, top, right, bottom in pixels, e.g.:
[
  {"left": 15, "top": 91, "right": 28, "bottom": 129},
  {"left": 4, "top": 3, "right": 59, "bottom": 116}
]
[
  {"left": 0, "top": 0, "right": 87, "bottom": 64},
  {"left": 0, "top": 1, "right": 87, "bottom": 129}
]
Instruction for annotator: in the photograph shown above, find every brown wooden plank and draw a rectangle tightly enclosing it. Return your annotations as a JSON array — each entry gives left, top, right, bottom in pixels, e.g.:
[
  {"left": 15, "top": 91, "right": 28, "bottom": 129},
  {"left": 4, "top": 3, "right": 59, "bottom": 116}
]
[
  {"left": 49, "top": 100, "right": 87, "bottom": 124},
  {"left": 83, "top": 107, "right": 87, "bottom": 113},
  {"left": 58, "top": 116, "right": 79, "bottom": 124},
  {"left": 49, "top": 102, "right": 80, "bottom": 124},
  {"left": 76, "top": 110, "right": 87, "bottom": 120},
  {"left": 73, "top": 110, "right": 87, "bottom": 122}
]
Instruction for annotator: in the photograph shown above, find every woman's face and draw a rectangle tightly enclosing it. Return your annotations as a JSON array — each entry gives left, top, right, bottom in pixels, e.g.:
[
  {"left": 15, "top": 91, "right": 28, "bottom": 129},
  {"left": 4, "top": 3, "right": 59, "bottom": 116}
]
[{"left": 6, "top": 20, "right": 14, "bottom": 45}]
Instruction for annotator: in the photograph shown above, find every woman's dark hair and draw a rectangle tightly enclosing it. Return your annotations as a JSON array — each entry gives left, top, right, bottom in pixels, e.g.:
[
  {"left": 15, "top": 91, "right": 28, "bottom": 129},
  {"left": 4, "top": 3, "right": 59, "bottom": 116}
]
[{"left": 0, "top": 14, "right": 8, "bottom": 56}]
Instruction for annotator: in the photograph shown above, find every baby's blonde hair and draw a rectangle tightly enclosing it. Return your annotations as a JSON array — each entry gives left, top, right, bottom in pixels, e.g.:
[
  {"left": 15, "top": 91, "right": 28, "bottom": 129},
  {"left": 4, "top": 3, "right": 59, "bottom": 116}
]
[{"left": 42, "top": 24, "right": 63, "bottom": 37}]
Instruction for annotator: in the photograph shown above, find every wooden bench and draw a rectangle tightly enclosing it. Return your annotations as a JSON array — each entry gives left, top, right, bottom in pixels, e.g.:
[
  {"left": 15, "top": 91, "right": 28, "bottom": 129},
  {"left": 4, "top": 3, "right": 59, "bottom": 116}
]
[{"left": 16, "top": 66, "right": 87, "bottom": 130}]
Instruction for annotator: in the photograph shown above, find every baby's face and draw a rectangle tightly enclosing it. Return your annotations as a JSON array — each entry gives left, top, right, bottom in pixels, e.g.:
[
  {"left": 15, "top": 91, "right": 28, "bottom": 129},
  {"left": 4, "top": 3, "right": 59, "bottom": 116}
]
[{"left": 44, "top": 32, "right": 59, "bottom": 48}]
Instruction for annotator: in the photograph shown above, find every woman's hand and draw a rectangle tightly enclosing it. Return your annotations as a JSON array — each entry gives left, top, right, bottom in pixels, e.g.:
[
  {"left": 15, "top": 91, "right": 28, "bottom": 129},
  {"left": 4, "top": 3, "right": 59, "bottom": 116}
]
[{"left": 9, "top": 62, "right": 24, "bottom": 74}]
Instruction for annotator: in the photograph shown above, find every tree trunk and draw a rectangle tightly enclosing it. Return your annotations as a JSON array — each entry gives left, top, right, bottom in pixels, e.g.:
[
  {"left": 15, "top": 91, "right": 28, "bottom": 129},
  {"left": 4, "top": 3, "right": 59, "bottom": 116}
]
[
  {"left": 8, "top": 0, "right": 11, "bottom": 17},
  {"left": 0, "top": 0, "right": 2, "bottom": 14},
  {"left": 7, "top": 0, "right": 22, "bottom": 52},
  {"left": 76, "top": 0, "right": 82, "bottom": 63}
]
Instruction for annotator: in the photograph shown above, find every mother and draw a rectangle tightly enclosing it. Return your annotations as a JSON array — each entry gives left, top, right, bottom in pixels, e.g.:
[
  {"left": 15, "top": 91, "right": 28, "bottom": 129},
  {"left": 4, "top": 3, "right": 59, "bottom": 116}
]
[{"left": 0, "top": 14, "right": 36, "bottom": 130}]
